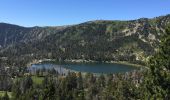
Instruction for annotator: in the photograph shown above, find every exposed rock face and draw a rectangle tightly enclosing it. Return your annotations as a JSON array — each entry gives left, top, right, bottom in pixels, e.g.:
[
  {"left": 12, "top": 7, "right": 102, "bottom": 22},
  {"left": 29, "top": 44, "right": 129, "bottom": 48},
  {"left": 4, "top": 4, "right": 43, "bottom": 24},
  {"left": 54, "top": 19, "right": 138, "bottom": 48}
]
[{"left": 0, "top": 14, "right": 170, "bottom": 63}]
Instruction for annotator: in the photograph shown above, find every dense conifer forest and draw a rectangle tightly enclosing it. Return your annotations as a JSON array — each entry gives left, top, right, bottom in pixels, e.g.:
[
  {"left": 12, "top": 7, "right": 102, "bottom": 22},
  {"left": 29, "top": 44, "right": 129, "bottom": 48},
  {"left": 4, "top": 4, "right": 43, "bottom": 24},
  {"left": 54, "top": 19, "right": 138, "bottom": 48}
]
[
  {"left": 0, "top": 15, "right": 170, "bottom": 99},
  {"left": 0, "top": 15, "right": 170, "bottom": 67}
]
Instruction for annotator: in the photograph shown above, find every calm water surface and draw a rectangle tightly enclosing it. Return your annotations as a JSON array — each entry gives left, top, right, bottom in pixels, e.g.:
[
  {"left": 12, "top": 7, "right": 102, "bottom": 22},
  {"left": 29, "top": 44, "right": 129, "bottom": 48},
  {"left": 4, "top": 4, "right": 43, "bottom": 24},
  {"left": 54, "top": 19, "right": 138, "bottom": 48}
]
[{"left": 29, "top": 62, "right": 138, "bottom": 74}]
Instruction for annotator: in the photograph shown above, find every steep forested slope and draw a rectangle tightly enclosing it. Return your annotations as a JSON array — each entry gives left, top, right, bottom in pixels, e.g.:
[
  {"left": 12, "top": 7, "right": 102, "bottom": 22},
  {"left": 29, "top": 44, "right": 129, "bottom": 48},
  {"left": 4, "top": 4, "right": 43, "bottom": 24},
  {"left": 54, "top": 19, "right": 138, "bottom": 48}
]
[{"left": 0, "top": 14, "right": 170, "bottom": 65}]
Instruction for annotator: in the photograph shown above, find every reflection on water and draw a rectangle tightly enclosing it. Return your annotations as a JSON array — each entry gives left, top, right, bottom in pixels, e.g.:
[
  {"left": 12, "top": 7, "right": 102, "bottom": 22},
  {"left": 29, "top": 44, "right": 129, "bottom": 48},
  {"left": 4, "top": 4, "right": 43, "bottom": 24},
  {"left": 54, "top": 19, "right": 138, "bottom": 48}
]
[
  {"left": 28, "top": 62, "right": 138, "bottom": 74},
  {"left": 28, "top": 64, "right": 70, "bottom": 75}
]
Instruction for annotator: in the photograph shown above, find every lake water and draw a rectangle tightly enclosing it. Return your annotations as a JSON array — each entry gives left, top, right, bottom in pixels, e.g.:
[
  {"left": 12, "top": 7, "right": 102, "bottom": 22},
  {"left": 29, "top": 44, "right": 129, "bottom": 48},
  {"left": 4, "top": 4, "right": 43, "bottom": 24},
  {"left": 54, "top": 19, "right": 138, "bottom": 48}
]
[{"left": 28, "top": 62, "right": 138, "bottom": 74}]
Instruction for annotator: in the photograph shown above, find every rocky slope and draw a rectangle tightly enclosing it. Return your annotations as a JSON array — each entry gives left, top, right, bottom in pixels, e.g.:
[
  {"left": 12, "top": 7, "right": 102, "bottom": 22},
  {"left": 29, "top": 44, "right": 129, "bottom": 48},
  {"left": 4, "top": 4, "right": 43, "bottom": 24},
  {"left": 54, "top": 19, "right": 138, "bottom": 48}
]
[{"left": 0, "top": 14, "right": 170, "bottom": 65}]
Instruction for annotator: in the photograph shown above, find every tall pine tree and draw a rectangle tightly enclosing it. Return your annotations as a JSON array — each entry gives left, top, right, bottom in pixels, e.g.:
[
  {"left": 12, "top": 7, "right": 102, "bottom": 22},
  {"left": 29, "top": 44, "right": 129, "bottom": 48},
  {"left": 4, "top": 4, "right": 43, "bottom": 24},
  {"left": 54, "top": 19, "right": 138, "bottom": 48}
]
[{"left": 145, "top": 24, "right": 170, "bottom": 99}]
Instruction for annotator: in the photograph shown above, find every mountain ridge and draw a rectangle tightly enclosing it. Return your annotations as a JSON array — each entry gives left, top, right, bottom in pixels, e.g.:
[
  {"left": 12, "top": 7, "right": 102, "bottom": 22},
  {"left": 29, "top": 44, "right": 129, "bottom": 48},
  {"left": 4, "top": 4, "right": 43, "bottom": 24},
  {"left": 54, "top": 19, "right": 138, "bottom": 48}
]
[
  {"left": 0, "top": 14, "right": 170, "bottom": 66},
  {"left": 1, "top": 14, "right": 170, "bottom": 27}
]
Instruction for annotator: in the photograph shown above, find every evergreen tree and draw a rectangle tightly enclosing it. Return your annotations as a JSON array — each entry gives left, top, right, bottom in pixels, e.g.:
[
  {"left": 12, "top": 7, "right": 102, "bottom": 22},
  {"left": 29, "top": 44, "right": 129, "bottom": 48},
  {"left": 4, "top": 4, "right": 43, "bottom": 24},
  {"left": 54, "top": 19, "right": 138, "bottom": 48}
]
[
  {"left": 77, "top": 72, "right": 83, "bottom": 90},
  {"left": 24, "top": 76, "right": 33, "bottom": 93},
  {"left": 97, "top": 74, "right": 105, "bottom": 88},
  {"left": 12, "top": 79, "right": 21, "bottom": 99},
  {"left": 145, "top": 25, "right": 170, "bottom": 99}
]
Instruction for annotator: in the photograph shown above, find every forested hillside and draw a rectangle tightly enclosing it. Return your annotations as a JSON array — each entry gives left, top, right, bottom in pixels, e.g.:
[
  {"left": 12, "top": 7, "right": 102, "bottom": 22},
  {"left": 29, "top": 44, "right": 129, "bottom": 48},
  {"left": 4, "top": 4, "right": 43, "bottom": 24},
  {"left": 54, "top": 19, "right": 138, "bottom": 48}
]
[
  {"left": 0, "top": 13, "right": 170, "bottom": 100},
  {"left": 0, "top": 14, "right": 170, "bottom": 66}
]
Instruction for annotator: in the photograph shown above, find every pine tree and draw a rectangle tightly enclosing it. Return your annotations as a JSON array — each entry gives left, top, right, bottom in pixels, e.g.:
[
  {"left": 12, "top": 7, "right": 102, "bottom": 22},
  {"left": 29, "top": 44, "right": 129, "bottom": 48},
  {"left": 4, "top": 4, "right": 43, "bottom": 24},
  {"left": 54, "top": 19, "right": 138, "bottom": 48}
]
[
  {"left": 12, "top": 79, "right": 21, "bottom": 99},
  {"left": 145, "top": 25, "right": 170, "bottom": 99},
  {"left": 77, "top": 72, "right": 83, "bottom": 90}
]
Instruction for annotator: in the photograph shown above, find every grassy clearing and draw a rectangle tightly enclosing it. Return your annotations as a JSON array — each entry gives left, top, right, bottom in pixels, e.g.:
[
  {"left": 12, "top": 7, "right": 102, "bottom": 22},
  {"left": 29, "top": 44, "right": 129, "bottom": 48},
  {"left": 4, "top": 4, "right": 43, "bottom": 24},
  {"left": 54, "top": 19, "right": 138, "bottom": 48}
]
[
  {"left": 0, "top": 76, "right": 44, "bottom": 99},
  {"left": 0, "top": 91, "right": 12, "bottom": 98},
  {"left": 31, "top": 76, "right": 44, "bottom": 85},
  {"left": 14, "top": 76, "right": 44, "bottom": 85}
]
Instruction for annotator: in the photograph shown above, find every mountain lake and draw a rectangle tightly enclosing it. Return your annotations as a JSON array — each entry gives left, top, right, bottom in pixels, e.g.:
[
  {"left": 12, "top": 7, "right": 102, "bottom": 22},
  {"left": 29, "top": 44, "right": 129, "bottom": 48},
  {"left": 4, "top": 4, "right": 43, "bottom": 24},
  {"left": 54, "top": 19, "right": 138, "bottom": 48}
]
[{"left": 28, "top": 62, "right": 139, "bottom": 75}]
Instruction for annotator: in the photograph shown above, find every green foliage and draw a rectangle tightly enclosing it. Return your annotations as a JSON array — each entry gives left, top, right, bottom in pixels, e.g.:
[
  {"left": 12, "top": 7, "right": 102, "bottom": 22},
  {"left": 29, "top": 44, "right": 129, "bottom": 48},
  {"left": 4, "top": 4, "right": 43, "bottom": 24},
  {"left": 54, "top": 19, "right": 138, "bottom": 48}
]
[
  {"left": 1, "top": 15, "right": 170, "bottom": 100},
  {"left": 1, "top": 15, "right": 170, "bottom": 67},
  {"left": 2, "top": 91, "right": 9, "bottom": 100},
  {"left": 144, "top": 24, "right": 170, "bottom": 99},
  {"left": 31, "top": 76, "right": 44, "bottom": 85},
  {"left": 9, "top": 71, "right": 143, "bottom": 100}
]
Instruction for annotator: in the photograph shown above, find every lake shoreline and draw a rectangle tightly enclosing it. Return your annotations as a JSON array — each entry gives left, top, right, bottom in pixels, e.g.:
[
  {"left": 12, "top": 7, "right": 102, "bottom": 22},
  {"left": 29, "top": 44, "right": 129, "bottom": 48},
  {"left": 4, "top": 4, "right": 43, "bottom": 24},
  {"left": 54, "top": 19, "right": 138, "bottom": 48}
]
[
  {"left": 62, "top": 59, "right": 144, "bottom": 68},
  {"left": 28, "top": 59, "right": 143, "bottom": 75},
  {"left": 106, "top": 61, "right": 144, "bottom": 68},
  {"left": 27, "top": 58, "right": 144, "bottom": 68}
]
